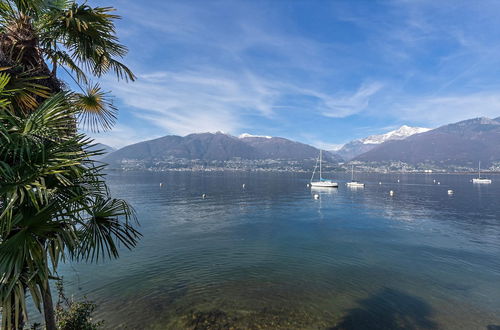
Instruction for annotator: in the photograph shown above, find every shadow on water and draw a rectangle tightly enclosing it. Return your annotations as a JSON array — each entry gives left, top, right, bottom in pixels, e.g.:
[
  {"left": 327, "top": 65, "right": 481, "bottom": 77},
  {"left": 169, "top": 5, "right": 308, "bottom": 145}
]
[{"left": 330, "top": 288, "right": 437, "bottom": 330}]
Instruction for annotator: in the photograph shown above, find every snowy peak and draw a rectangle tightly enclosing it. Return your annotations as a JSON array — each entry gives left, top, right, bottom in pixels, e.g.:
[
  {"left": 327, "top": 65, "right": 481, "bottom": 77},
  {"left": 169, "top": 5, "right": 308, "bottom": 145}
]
[
  {"left": 238, "top": 133, "right": 272, "bottom": 139},
  {"left": 361, "top": 125, "right": 430, "bottom": 145}
]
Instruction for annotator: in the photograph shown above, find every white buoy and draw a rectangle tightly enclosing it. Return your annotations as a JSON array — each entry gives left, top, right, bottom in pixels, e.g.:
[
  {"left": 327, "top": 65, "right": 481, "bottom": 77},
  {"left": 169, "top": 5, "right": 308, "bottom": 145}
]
[
  {"left": 379, "top": 182, "right": 382, "bottom": 185},
  {"left": 313, "top": 194, "right": 320, "bottom": 200},
  {"left": 389, "top": 190, "right": 394, "bottom": 196},
  {"left": 307, "top": 183, "right": 310, "bottom": 187},
  {"left": 397, "top": 179, "right": 400, "bottom": 183},
  {"left": 437, "top": 182, "right": 441, "bottom": 185},
  {"left": 159, "top": 182, "right": 164, "bottom": 187},
  {"left": 433, "top": 179, "right": 436, "bottom": 183},
  {"left": 202, "top": 194, "right": 206, "bottom": 199},
  {"left": 242, "top": 183, "right": 246, "bottom": 189},
  {"left": 447, "top": 190, "right": 454, "bottom": 195}
]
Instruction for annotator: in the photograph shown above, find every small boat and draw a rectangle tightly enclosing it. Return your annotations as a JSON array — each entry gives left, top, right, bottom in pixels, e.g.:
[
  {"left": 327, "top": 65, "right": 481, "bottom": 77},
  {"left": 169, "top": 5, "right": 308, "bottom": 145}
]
[
  {"left": 346, "top": 165, "right": 365, "bottom": 188},
  {"left": 472, "top": 161, "right": 492, "bottom": 184},
  {"left": 310, "top": 150, "right": 338, "bottom": 188}
]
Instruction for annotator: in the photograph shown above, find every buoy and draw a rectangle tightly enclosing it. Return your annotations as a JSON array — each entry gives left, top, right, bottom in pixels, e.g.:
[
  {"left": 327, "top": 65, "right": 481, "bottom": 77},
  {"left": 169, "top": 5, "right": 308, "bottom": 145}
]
[
  {"left": 433, "top": 179, "right": 436, "bottom": 183},
  {"left": 202, "top": 194, "right": 206, "bottom": 199},
  {"left": 397, "top": 179, "right": 400, "bottom": 183},
  {"left": 242, "top": 183, "right": 246, "bottom": 189},
  {"left": 437, "top": 182, "right": 441, "bottom": 185},
  {"left": 313, "top": 194, "right": 320, "bottom": 200},
  {"left": 389, "top": 190, "right": 394, "bottom": 196},
  {"left": 159, "top": 182, "right": 164, "bottom": 187},
  {"left": 307, "top": 183, "right": 310, "bottom": 187},
  {"left": 447, "top": 190, "right": 454, "bottom": 195},
  {"left": 379, "top": 182, "right": 382, "bottom": 185}
]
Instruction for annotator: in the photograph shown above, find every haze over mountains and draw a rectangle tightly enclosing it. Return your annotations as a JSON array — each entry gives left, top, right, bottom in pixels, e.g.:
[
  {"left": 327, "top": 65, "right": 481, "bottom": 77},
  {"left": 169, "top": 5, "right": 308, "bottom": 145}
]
[{"left": 101, "top": 117, "right": 500, "bottom": 170}]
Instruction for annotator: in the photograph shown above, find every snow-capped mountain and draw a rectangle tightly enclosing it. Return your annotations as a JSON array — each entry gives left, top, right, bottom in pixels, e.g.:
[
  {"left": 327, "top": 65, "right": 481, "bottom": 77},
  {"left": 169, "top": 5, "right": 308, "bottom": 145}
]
[
  {"left": 355, "top": 117, "right": 500, "bottom": 166},
  {"left": 336, "top": 125, "right": 430, "bottom": 161},
  {"left": 360, "top": 125, "right": 430, "bottom": 144}
]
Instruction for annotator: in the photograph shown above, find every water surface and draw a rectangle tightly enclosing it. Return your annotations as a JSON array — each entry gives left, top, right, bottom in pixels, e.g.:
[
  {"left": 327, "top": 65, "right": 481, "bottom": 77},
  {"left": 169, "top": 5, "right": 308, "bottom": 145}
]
[{"left": 57, "top": 172, "right": 500, "bottom": 329}]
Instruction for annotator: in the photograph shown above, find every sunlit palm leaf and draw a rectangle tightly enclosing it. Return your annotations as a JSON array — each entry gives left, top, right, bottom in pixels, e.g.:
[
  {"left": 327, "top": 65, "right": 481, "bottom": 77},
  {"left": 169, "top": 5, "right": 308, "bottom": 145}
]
[{"left": 73, "top": 83, "right": 117, "bottom": 132}]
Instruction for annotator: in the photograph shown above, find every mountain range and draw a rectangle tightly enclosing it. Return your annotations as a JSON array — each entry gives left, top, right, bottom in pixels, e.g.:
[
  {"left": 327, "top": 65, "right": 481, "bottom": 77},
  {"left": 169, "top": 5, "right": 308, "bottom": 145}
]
[
  {"left": 102, "top": 132, "right": 340, "bottom": 167},
  {"left": 355, "top": 117, "right": 500, "bottom": 166},
  {"left": 336, "top": 125, "right": 430, "bottom": 160},
  {"left": 101, "top": 116, "right": 500, "bottom": 169}
]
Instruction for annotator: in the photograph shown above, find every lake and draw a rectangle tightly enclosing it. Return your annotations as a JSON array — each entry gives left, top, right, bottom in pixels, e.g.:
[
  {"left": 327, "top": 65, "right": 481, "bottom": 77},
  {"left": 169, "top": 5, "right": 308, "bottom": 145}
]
[{"left": 56, "top": 171, "right": 500, "bottom": 329}]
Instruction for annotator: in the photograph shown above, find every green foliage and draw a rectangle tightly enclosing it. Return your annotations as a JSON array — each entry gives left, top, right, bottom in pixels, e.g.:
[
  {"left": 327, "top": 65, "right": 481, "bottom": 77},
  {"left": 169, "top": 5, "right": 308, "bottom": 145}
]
[
  {"left": 0, "top": 1, "right": 138, "bottom": 328},
  {"left": 0, "top": 80, "right": 141, "bottom": 328},
  {"left": 1, "top": 0, "right": 136, "bottom": 132},
  {"left": 55, "top": 280, "right": 103, "bottom": 330}
]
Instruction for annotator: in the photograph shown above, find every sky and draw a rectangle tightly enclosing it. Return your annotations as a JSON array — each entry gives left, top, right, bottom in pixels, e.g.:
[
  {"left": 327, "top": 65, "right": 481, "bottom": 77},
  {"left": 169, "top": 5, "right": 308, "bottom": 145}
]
[{"left": 83, "top": 0, "right": 500, "bottom": 149}]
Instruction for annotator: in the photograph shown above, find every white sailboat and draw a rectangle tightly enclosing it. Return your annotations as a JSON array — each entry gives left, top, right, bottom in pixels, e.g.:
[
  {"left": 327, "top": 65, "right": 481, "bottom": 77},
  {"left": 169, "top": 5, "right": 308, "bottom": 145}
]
[
  {"left": 472, "top": 161, "right": 492, "bottom": 184},
  {"left": 346, "top": 165, "right": 365, "bottom": 187},
  {"left": 310, "top": 150, "right": 338, "bottom": 188}
]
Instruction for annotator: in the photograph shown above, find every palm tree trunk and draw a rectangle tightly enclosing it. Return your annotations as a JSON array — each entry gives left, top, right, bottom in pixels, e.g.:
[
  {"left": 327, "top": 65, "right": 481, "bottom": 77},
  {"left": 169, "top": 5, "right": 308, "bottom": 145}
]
[{"left": 41, "top": 280, "right": 57, "bottom": 330}]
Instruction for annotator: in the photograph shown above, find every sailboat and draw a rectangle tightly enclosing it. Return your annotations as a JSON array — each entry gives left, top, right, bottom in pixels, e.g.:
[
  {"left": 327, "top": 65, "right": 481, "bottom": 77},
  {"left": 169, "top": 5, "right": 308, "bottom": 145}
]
[
  {"left": 310, "top": 150, "right": 338, "bottom": 188},
  {"left": 346, "top": 165, "right": 365, "bottom": 187},
  {"left": 472, "top": 161, "right": 492, "bottom": 184}
]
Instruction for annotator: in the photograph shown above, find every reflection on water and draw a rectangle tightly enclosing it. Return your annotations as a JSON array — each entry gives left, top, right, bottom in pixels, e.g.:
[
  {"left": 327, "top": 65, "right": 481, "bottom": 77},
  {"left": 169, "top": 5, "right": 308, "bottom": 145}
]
[{"left": 50, "top": 172, "right": 500, "bottom": 329}]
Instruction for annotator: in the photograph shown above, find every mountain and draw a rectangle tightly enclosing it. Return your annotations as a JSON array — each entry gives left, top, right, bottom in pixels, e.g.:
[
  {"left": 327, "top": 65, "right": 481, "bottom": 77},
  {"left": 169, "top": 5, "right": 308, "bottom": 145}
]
[
  {"left": 238, "top": 135, "right": 331, "bottom": 160},
  {"left": 88, "top": 143, "right": 116, "bottom": 160},
  {"left": 103, "top": 132, "right": 341, "bottom": 167},
  {"left": 336, "top": 125, "right": 430, "bottom": 160},
  {"left": 354, "top": 117, "right": 500, "bottom": 166}
]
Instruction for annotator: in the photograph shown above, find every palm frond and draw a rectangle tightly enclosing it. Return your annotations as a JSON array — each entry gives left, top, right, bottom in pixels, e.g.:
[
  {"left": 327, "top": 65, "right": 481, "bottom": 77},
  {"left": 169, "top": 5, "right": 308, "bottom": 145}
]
[
  {"left": 73, "top": 83, "right": 117, "bottom": 132},
  {"left": 77, "top": 196, "right": 140, "bottom": 262},
  {"left": 39, "top": 3, "right": 136, "bottom": 81},
  {"left": 0, "top": 67, "right": 51, "bottom": 113}
]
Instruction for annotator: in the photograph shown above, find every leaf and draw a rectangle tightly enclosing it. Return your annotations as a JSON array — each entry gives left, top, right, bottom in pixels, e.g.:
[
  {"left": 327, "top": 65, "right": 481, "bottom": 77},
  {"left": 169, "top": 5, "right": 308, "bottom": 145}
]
[{"left": 73, "top": 83, "right": 117, "bottom": 132}]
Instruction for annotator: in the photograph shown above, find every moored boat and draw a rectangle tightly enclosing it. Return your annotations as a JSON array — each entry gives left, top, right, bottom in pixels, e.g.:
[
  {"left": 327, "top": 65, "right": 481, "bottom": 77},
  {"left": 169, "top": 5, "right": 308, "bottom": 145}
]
[
  {"left": 472, "top": 161, "right": 492, "bottom": 184},
  {"left": 310, "top": 150, "right": 338, "bottom": 188}
]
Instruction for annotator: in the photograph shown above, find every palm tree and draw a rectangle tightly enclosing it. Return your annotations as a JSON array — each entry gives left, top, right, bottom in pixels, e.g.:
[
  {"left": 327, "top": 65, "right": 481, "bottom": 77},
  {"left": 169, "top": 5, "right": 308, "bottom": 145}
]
[
  {"left": 0, "top": 1, "right": 140, "bottom": 328},
  {"left": 0, "top": 72, "right": 141, "bottom": 329},
  {"left": 0, "top": 0, "right": 136, "bottom": 130}
]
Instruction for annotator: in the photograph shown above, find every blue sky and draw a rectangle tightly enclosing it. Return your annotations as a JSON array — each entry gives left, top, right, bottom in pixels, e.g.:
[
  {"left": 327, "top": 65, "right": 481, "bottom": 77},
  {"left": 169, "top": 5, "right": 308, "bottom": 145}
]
[{"left": 84, "top": 0, "right": 500, "bottom": 149}]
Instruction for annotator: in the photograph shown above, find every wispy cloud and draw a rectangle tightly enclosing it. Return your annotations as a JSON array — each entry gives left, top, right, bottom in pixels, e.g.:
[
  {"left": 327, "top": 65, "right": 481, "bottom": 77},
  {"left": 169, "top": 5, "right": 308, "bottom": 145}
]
[
  {"left": 320, "top": 82, "right": 384, "bottom": 118},
  {"left": 105, "top": 69, "right": 278, "bottom": 136}
]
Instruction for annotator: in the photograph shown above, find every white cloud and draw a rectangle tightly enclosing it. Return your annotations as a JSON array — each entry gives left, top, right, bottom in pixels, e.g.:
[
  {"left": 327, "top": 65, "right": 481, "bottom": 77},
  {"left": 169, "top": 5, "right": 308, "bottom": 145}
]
[
  {"left": 320, "top": 82, "right": 384, "bottom": 118},
  {"left": 103, "top": 65, "right": 386, "bottom": 138},
  {"left": 104, "top": 69, "right": 281, "bottom": 136}
]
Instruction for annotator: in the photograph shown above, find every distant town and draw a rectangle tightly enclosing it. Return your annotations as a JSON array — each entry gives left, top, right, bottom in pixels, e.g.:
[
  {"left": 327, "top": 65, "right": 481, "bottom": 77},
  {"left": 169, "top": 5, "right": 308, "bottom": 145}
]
[{"left": 110, "top": 158, "right": 500, "bottom": 174}]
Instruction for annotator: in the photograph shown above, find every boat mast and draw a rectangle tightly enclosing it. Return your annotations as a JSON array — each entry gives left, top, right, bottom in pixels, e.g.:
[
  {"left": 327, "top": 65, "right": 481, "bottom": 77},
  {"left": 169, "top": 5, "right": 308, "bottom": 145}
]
[
  {"left": 479, "top": 161, "right": 481, "bottom": 178},
  {"left": 319, "top": 150, "right": 322, "bottom": 180},
  {"left": 351, "top": 165, "right": 354, "bottom": 181}
]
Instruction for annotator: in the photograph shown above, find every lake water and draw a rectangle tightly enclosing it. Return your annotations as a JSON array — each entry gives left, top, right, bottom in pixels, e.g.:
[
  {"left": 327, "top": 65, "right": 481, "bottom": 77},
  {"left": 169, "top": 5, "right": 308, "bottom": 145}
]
[{"left": 56, "top": 171, "right": 500, "bottom": 329}]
